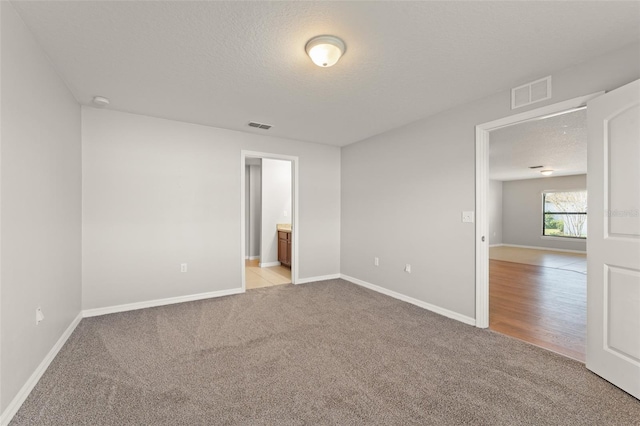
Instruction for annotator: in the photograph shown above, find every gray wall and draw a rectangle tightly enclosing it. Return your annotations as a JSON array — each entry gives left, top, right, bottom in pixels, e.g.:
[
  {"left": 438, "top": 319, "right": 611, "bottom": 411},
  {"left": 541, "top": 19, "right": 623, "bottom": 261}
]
[
  {"left": 82, "top": 107, "right": 340, "bottom": 310},
  {"left": 503, "top": 175, "right": 587, "bottom": 251},
  {"left": 1, "top": 2, "right": 82, "bottom": 412},
  {"left": 489, "top": 180, "right": 503, "bottom": 245},
  {"left": 260, "top": 159, "right": 292, "bottom": 265},
  {"left": 341, "top": 43, "right": 639, "bottom": 320}
]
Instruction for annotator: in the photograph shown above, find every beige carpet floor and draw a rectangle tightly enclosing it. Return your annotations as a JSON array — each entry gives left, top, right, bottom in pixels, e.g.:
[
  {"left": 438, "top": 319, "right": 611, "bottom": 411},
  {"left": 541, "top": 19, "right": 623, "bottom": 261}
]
[{"left": 10, "top": 280, "right": 640, "bottom": 425}]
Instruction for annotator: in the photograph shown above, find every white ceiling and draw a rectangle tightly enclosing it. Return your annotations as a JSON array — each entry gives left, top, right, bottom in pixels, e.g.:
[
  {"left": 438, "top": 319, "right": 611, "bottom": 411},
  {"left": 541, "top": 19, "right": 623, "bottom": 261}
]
[
  {"left": 11, "top": 1, "right": 640, "bottom": 147},
  {"left": 489, "top": 108, "right": 587, "bottom": 181}
]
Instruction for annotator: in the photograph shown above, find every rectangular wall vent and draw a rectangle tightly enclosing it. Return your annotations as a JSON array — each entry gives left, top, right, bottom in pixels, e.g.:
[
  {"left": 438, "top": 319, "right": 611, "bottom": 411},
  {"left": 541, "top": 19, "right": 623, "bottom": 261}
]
[
  {"left": 248, "top": 121, "right": 272, "bottom": 130},
  {"left": 511, "top": 76, "right": 552, "bottom": 109}
]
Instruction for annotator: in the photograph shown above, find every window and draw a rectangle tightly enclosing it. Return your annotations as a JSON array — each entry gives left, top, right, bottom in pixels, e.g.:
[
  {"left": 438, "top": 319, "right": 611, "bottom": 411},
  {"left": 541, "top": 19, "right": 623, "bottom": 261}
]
[{"left": 543, "top": 190, "right": 587, "bottom": 238}]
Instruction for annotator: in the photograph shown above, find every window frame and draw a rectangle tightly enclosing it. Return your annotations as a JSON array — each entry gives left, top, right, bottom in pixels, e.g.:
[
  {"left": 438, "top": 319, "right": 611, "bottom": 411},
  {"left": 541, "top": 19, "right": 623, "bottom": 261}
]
[{"left": 541, "top": 189, "right": 587, "bottom": 239}]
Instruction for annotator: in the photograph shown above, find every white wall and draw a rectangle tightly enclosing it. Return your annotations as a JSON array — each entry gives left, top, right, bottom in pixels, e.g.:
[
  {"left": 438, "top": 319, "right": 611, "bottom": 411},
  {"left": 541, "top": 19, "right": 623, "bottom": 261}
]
[
  {"left": 260, "top": 159, "right": 292, "bottom": 265},
  {"left": 248, "top": 164, "right": 261, "bottom": 258},
  {"left": 245, "top": 166, "right": 250, "bottom": 257},
  {"left": 502, "top": 175, "right": 587, "bottom": 252},
  {"left": 82, "top": 107, "right": 340, "bottom": 310},
  {"left": 341, "top": 42, "right": 640, "bottom": 320},
  {"left": 489, "top": 180, "right": 503, "bottom": 245},
  {"left": 1, "top": 2, "right": 81, "bottom": 413}
]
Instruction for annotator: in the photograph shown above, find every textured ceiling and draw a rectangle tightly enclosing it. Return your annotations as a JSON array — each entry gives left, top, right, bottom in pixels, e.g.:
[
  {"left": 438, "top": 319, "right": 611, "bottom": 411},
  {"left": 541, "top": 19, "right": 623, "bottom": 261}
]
[
  {"left": 489, "top": 109, "right": 587, "bottom": 181},
  {"left": 11, "top": 1, "right": 640, "bottom": 146}
]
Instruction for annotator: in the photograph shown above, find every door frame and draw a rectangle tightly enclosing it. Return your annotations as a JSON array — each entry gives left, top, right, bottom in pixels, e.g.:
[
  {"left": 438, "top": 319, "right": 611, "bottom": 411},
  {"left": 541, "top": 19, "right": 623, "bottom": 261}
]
[
  {"left": 475, "top": 92, "right": 603, "bottom": 328},
  {"left": 240, "top": 150, "right": 299, "bottom": 291}
]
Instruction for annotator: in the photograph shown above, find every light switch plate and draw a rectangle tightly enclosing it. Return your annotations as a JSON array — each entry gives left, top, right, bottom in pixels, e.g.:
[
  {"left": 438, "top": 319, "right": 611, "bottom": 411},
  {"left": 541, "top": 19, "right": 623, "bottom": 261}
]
[{"left": 462, "top": 211, "right": 475, "bottom": 223}]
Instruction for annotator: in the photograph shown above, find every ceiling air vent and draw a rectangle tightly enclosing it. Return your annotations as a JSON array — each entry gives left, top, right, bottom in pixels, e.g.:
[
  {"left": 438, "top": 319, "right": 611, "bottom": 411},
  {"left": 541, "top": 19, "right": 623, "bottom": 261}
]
[
  {"left": 248, "top": 121, "right": 272, "bottom": 130},
  {"left": 529, "top": 165, "right": 544, "bottom": 169},
  {"left": 511, "top": 76, "right": 552, "bottom": 109}
]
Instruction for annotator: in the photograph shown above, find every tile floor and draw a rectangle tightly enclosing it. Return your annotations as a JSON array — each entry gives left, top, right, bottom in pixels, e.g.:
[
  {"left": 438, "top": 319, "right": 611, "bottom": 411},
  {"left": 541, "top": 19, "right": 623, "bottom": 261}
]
[
  {"left": 245, "top": 259, "right": 291, "bottom": 289},
  {"left": 489, "top": 245, "right": 586, "bottom": 274}
]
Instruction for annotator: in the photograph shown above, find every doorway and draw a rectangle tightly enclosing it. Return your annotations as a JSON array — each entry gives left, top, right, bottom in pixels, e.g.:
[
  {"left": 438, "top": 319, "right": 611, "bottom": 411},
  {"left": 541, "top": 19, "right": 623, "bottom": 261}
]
[
  {"left": 241, "top": 151, "right": 299, "bottom": 291},
  {"left": 487, "top": 107, "right": 588, "bottom": 361},
  {"left": 475, "top": 93, "right": 602, "bottom": 355}
]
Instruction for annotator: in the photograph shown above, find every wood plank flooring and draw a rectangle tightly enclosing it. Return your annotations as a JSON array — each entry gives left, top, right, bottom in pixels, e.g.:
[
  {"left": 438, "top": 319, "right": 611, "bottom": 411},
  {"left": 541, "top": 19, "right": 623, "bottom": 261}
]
[
  {"left": 245, "top": 259, "right": 291, "bottom": 289},
  {"left": 490, "top": 245, "right": 586, "bottom": 273},
  {"left": 490, "top": 259, "right": 586, "bottom": 362}
]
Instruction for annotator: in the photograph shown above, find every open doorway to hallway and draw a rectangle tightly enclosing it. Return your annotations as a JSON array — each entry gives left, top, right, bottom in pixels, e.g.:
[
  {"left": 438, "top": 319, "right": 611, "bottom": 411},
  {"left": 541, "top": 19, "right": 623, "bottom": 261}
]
[
  {"left": 488, "top": 107, "right": 587, "bottom": 362},
  {"left": 244, "top": 156, "right": 293, "bottom": 289}
]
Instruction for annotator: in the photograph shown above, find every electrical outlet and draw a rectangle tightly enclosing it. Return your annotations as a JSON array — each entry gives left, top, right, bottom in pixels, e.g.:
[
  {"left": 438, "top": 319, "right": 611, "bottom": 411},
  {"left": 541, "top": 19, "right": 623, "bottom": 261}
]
[
  {"left": 374, "top": 257, "right": 379, "bottom": 266},
  {"left": 180, "top": 263, "right": 188, "bottom": 273},
  {"left": 36, "top": 307, "right": 44, "bottom": 325},
  {"left": 462, "top": 211, "right": 475, "bottom": 223},
  {"left": 404, "top": 264, "right": 411, "bottom": 273}
]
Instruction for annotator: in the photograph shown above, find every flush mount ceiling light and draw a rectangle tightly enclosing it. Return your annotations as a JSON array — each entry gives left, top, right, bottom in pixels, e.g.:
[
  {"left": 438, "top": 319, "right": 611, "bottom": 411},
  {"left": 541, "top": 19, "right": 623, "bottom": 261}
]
[
  {"left": 92, "top": 96, "right": 110, "bottom": 107},
  {"left": 305, "top": 35, "right": 346, "bottom": 67},
  {"left": 540, "top": 169, "right": 554, "bottom": 176}
]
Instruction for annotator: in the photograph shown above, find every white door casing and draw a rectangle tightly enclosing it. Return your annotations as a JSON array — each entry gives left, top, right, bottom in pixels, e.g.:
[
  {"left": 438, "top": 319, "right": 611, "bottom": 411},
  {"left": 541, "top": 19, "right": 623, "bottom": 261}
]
[
  {"left": 475, "top": 92, "right": 603, "bottom": 328},
  {"left": 240, "top": 150, "right": 299, "bottom": 290},
  {"left": 586, "top": 79, "right": 640, "bottom": 399}
]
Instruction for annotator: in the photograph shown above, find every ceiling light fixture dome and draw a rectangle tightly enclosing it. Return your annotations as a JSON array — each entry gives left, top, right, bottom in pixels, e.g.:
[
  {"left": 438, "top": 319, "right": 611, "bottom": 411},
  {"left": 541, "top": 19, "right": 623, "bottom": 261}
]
[
  {"left": 92, "top": 96, "right": 110, "bottom": 107},
  {"left": 540, "top": 169, "right": 554, "bottom": 176},
  {"left": 305, "top": 35, "right": 346, "bottom": 67}
]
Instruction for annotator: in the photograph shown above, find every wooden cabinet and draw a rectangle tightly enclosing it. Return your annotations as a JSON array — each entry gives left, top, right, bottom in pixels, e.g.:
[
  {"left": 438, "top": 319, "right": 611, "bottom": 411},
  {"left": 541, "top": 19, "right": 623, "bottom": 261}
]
[{"left": 277, "top": 231, "right": 291, "bottom": 267}]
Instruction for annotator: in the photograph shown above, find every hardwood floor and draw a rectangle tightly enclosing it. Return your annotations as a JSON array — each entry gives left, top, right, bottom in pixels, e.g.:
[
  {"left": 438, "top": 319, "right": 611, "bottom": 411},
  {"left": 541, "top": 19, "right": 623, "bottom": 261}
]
[
  {"left": 489, "top": 259, "right": 586, "bottom": 362},
  {"left": 490, "top": 246, "right": 586, "bottom": 273},
  {"left": 245, "top": 259, "right": 291, "bottom": 289}
]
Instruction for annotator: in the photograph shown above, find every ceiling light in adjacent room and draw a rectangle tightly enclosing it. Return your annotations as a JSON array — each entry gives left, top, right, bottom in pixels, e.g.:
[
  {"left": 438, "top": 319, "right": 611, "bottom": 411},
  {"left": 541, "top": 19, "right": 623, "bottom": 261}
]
[
  {"left": 540, "top": 170, "right": 554, "bottom": 176},
  {"left": 305, "top": 35, "right": 346, "bottom": 67},
  {"left": 92, "top": 96, "right": 110, "bottom": 107}
]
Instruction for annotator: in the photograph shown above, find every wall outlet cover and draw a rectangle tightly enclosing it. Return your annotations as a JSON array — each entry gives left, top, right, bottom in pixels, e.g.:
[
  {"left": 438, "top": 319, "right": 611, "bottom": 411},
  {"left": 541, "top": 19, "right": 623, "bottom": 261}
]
[{"left": 462, "top": 211, "right": 475, "bottom": 223}]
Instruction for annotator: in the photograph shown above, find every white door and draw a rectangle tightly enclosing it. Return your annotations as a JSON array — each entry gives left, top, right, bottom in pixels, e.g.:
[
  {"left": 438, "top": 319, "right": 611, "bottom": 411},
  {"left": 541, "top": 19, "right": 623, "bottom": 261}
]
[{"left": 587, "top": 79, "right": 640, "bottom": 399}]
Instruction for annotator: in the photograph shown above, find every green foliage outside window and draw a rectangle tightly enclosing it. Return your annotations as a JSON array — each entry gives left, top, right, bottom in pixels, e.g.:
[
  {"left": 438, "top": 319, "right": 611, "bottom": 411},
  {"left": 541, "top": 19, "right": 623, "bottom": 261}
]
[{"left": 543, "top": 191, "right": 587, "bottom": 238}]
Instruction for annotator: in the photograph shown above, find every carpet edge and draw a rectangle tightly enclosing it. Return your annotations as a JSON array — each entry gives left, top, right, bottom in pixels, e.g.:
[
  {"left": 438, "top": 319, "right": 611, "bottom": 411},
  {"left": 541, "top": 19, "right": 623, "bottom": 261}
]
[
  {"left": 340, "top": 274, "right": 476, "bottom": 326},
  {"left": 1, "top": 312, "right": 83, "bottom": 426},
  {"left": 82, "top": 288, "right": 244, "bottom": 318}
]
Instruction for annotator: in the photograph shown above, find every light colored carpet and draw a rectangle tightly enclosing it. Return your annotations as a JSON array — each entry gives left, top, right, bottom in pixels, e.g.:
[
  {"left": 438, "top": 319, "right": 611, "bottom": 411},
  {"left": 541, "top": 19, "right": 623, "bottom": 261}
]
[{"left": 10, "top": 280, "right": 639, "bottom": 425}]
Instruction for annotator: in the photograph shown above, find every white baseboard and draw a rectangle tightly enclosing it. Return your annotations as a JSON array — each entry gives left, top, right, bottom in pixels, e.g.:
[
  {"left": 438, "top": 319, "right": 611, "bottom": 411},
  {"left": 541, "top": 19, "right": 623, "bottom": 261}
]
[
  {"left": 501, "top": 243, "right": 586, "bottom": 254},
  {"left": 259, "top": 261, "right": 280, "bottom": 268},
  {"left": 1, "top": 312, "right": 83, "bottom": 426},
  {"left": 82, "top": 288, "right": 244, "bottom": 318},
  {"left": 340, "top": 274, "right": 476, "bottom": 326},
  {"left": 489, "top": 243, "right": 504, "bottom": 248},
  {"left": 295, "top": 274, "right": 341, "bottom": 284},
  {"left": 248, "top": 255, "right": 260, "bottom": 260}
]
